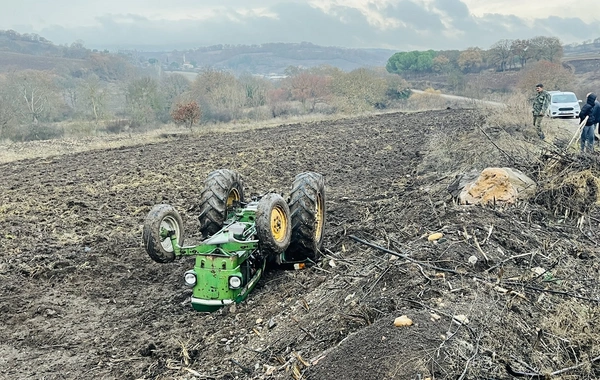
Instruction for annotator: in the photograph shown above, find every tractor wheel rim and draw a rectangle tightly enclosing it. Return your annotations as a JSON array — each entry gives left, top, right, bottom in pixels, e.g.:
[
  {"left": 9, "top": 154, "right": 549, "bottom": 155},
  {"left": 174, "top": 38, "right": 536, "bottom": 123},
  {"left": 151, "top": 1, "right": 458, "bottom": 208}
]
[
  {"left": 314, "top": 193, "right": 324, "bottom": 242},
  {"left": 160, "top": 216, "right": 179, "bottom": 252},
  {"left": 270, "top": 205, "right": 288, "bottom": 242},
  {"left": 226, "top": 189, "right": 241, "bottom": 208}
]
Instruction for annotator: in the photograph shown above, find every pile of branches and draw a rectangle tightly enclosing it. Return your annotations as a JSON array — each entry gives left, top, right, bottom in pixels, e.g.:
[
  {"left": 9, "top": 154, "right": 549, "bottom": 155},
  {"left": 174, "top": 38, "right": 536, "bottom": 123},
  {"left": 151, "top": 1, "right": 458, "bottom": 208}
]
[{"left": 532, "top": 148, "right": 600, "bottom": 217}]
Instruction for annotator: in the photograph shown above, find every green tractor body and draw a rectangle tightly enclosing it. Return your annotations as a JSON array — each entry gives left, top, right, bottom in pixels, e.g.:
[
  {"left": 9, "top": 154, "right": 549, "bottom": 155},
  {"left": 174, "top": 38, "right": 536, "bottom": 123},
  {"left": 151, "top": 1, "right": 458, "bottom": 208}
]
[{"left": 143, "top": 170, "right": 325, "bottom": 312}]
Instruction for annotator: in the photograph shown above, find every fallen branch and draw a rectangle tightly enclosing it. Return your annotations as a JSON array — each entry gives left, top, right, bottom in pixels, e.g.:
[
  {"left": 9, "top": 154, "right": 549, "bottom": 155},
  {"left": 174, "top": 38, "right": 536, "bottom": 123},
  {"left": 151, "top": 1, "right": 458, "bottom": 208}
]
[
  {"left": 481, "top": 224, "right": 494, "bottom": 245},
  {"left": 472, "top": 232, "right": 489, "bottom": 263},
  {"left": 551, "top": 354, "right": 600, "bottom": 376},
  {"left": 485, "top": 252, "right": 532, "bottom": 273},
  {"left": 361, "top": 265, "right": 392, "bottom": 301},
  {"left": 505, "top": 363, "right": 545, "bottom": 379},
  {"left": 505, "top": 353, "right": 600, "bottom": 378},
  {"left": 350, "top": 235, "right": 600, "bottom": 303},
  {"left": 478, "top": 125, "right": 515, "bottom": 164},
  {"left": 230, "top": 358, "right": 253, "bottom": 374},
  {"left": 349, "top": 235, "right": 465, "bottom": 277},
  {"left": 457, "top": 337, "right": 480, "bottom": 380},
  {"left": 502, "top": 281, "right": 600, "bottom": 303}
]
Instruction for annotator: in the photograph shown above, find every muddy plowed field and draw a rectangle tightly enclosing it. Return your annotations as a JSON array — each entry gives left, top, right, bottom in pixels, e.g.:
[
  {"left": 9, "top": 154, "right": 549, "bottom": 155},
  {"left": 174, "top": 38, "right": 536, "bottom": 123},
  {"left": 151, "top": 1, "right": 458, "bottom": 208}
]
[{"left": 2, "top": 109, "right": 600, "bottom": 379}]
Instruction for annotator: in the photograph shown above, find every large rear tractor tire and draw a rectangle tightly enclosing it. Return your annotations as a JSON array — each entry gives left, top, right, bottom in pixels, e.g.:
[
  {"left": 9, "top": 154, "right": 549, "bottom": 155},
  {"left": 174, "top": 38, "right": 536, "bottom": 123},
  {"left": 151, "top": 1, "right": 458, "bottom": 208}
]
[
  {"left": 143, "top": 204, "right": 185, "bottom": 263},
  {"left": 256, "top": 193, "right": 292, "bottom": 256},
  {"left": 198, "top": 169, "right": 245, "bottom": 238},
  {"left": 287, "top": 172, "right": 326, "bottom": 261}
]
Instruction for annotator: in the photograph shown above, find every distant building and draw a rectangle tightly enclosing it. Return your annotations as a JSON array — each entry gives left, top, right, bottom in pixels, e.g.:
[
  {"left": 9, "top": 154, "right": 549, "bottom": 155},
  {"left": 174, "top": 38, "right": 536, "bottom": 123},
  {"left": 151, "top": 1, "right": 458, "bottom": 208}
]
[
  {"left": 265, "top": 73, "right": 287, "bottom": 80},
  {"left": 182, "top": 53, "right": 194, "bottom": 70}
]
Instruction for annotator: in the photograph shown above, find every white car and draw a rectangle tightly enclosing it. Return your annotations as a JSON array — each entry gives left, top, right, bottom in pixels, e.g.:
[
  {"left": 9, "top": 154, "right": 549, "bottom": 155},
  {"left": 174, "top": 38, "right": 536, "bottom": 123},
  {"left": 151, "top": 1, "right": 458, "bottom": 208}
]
[{"left": 546, "top": 91, "right": 581, "bottom": 119}]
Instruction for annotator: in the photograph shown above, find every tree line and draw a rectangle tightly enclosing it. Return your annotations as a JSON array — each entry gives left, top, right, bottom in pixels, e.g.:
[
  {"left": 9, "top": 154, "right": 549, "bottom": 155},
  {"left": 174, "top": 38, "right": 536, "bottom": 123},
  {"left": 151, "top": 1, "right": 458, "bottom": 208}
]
[
  {"left": 386, "top": 36, "right": 563, "bottom": 76},
  {"left": 0, "top": 65, "right": 410, "bottom": 142},
  {"left": 564, "top": 37, "right": 600, "bottom": 54},
  {"left": 0, "top": 29, "right": 107, "bottom": 59}
]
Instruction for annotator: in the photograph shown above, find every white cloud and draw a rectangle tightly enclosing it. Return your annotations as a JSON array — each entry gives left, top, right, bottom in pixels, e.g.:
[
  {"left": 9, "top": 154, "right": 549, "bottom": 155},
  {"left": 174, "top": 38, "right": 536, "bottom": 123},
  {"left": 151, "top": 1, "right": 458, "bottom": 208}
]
[
  {"left": 0, "top": 0, "right": 597, "bottom": 50},
  {"left": 462, "top": 0, "right": 599, "bottom": 23}
]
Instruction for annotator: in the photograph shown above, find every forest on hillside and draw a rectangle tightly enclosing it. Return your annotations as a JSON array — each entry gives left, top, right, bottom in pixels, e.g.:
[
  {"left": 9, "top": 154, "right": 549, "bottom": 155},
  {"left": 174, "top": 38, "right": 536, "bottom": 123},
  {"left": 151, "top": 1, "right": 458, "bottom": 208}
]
[{"left": 387, "top": 36, "right": 565, "bottom": 77}]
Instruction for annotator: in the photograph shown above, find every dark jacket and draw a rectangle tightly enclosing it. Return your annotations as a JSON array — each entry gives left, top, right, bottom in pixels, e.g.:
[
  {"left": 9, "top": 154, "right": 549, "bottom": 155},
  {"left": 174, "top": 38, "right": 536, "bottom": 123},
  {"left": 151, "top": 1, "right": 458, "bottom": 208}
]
[
  {"left": 594, "top": 99, "right": 600, "bottom": 125},
  {"left": 580, "top": 93, "right": 597, "bottom": 126}
]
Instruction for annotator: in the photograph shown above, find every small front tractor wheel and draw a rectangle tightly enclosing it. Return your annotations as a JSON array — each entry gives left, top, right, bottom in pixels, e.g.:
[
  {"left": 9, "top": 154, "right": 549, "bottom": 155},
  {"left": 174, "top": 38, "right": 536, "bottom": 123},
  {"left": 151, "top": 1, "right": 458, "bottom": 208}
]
[
  {"left": 198, "top": 169, "right": 245, "bottom": 237},
  {"left": 287, "top": 172, "right": 326, "bottom": 261},
  {"left": 143, "top": 204, "right": 185, "bottom": 263},
  {"left": 256, "top": 193, "right": 292, "bottom": 256}
]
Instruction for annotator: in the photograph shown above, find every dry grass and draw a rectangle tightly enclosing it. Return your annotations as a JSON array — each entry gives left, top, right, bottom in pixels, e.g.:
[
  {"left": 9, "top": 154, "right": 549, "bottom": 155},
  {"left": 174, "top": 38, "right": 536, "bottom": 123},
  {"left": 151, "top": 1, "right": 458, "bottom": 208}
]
[
  {"left": 0, "top": 132, "right": 163, "bottom": 164},
  {"left": 0, "top": 89, "right": 578, "bottom": 165},
  {"left": 404, "top": 88, "right": 454, "bottom": 110},
  {"left": 485, "top": 92, "right": 531, "bottom": 127}
]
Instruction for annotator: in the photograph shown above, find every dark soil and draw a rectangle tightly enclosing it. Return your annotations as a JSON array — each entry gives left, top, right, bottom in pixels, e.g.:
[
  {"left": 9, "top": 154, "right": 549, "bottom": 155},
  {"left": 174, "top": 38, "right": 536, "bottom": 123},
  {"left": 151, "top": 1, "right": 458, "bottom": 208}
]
[{"left": 2, "top": 109, "right": 600, "bottom": 380}]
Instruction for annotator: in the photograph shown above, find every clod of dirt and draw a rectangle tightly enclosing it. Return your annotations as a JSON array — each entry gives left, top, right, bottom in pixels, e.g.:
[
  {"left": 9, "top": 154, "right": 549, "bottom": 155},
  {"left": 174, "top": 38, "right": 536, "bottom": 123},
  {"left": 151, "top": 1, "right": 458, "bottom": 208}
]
[{"left": 393, "top": 315, "right": 413, "bottom": 327}]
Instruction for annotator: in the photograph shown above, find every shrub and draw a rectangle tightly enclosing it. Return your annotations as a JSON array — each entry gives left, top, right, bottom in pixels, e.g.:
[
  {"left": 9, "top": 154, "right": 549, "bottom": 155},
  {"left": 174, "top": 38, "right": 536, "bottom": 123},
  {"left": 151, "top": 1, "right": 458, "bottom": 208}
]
[
  {"left": 104, "top": 119, "right": 132, "bottom": 134},
  {"left": 8, "top": 124, "right": 64, "bottom": 142},
  {"left": 516, "top": 61, "right": 575, "bottom": 93},
  {"left": 405, "top": 88, "right": 450, "bottom": 110},
  {"left": 171, "top": 101, "right": 202, "bottom": 130}
]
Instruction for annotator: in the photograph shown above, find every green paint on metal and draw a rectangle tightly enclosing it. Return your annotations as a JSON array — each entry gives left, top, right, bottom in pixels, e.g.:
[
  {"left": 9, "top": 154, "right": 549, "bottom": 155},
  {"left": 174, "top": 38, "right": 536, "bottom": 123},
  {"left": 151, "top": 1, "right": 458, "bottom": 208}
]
[{"left": 157, "top": 202, "right": 311, "bottom": 312}]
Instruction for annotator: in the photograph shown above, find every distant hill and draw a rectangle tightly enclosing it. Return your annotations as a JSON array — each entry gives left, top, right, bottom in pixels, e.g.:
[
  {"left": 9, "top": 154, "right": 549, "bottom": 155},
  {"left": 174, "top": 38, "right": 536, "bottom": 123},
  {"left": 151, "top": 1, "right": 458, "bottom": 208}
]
[
  {"left": 3, "top": 27, "right": 597, "bottom": 80},
  {"left": 0, "top": 30, "right": 93, "bottom": 59},
  {"left": 0, "top": 30, "right": 95, "bottom": 74},
  {"left": 0, "top": 30, "right": 397, "bottom": 76},
  {"left": 0, "top": 30, "right": 139, "bottom": 80},
  {"left": 0, "top": 51, "right": 91, "bottom": 73},
  {"left": 562, "top": 40, "right": 600, "bottom": 77},
  {"left": 124, "top": 42, "right": 397, "bottom": 75},
  {"left": 564, "top": 38, "right": 600, "bottom": 57}
]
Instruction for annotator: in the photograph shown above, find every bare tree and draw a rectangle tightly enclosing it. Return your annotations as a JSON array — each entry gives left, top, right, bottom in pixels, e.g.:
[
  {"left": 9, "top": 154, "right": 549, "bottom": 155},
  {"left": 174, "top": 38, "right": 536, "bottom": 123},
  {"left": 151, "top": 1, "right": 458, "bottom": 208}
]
[
  {"left": 238, "top": 73, "right": 271, "bottom": 109},
  {"left": 529, "top": 36, "right": 564, "bottom": 63},
  {"left": 57, "top": 75, "right": 82, "bottom": 113},
  {"left": 0, "top": 78, "right": 17, "bottom": 138},
  {"left": 432, "top": 55, "right": 451, "bottom": 73},
  {"left": 160, "top": 73, "right": 191, "bottom": 107},
  {"left": 285, "top": 71, "right": 331, "bottom": 112},
  {"left": 190, "top": 69, "right": 245, "bottom": 122},
  {"left": 517, "top": 60, "right": 575, "bottom": 93},
  {"left": 330, "top": 68, "right": 387, "bottom": 113},
  {"left": 125, "top": 76, "right": 162, "bottom": 126},
  {"left": 489, "top": 40, "right": 513, "bottom": 72},
  {"left": 510, "top": 39, "right": 531, "bottom": 68},
  {"left": 6, "top": 70, "right": 59, "bottom": 124},
  {"left": 267, "top": 87, "right": 290, "bottom": 118},
  {"left": 458, "top": 48, "right": 483, "bottom": 73},
  {"left": 79, "top": 74, "right": 107, "bottom": 123},
  {"left": 543, "top": 37, "right": 564, "bottom": 63}
]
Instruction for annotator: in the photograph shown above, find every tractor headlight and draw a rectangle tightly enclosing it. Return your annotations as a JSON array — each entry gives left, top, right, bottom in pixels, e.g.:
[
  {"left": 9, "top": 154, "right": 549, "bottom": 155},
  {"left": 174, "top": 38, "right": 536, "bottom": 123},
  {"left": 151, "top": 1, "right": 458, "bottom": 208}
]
[
  {"left": 228, "top": 276, "right": 242, "bottom": 289},
  {"left": 184, "top": 270, "right": 197, "bottom": 287}
]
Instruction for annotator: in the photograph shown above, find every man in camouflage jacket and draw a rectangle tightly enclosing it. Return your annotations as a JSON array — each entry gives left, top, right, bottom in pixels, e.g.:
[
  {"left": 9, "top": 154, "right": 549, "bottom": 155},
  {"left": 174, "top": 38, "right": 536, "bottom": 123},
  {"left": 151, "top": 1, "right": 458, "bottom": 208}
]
[{"left": 532, "top": 83, "right": 551, "bottom": 140}]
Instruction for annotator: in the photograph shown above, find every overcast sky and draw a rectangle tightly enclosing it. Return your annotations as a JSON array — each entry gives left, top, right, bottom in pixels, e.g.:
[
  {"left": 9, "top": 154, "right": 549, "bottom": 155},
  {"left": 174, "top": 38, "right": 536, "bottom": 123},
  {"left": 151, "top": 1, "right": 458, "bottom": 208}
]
[{"left": 1, "top": 0, "right": 598, "bottom": 51}]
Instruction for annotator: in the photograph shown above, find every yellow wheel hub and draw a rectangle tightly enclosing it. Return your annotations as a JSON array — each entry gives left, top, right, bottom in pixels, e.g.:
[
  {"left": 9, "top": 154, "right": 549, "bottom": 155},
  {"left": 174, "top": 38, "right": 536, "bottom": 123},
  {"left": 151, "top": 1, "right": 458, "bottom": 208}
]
[
  {"left": 314, "top": 194, "right": 324, "bottom": 242},
  {"left": 226, "top": 189, "right": 241, "bottom": 208},
  {"left": 270, "top": 205, "right": 288, "bottom": 242}
]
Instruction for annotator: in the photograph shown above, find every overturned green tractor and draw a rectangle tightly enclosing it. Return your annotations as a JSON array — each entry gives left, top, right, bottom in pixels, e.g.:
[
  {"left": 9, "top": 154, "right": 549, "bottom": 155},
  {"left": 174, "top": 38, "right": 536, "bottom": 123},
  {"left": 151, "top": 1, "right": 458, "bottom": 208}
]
[{"left": 142, "top": 169, "right": 326, "bottom": 312}]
